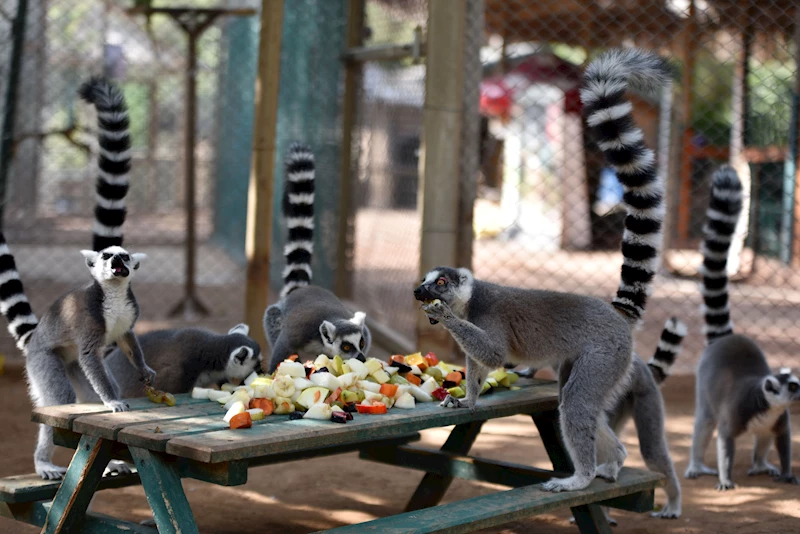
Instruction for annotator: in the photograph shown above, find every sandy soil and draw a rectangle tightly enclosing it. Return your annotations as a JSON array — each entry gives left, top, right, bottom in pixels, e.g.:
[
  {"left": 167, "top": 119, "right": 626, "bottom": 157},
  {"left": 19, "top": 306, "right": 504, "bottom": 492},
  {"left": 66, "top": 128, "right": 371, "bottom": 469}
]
[{"left": 1, "top": 362, "right": 799, "bottom": 534}]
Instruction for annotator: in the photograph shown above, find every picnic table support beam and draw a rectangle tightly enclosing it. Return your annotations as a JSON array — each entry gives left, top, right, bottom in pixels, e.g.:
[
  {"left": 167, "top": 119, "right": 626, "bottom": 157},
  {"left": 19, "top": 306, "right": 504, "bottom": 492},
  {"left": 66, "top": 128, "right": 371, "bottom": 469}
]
[
  {"left": 130, "top": 447, "right": 199, "bottom": 534},
  {"left": 404, "top": 420, "right": 484, "bottom": 512},
  {"left": 41, "top": 434, "right": 112, "bottom": 534}
]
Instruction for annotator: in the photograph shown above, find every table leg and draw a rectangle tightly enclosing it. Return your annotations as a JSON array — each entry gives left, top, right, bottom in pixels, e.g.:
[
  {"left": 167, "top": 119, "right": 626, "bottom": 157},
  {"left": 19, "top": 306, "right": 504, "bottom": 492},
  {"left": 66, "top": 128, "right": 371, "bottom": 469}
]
[
  {"left": 129, "top": 447, "right": 199, "bottom": 534},
  {"left": 404, "top": 420, "right": 484, "bottom": 512},
  {"left": 41, "top": 434, "right": 112, "bottom": 534},
  {"left": 532, "top": 410, "right": 613, "bottom": 534}
]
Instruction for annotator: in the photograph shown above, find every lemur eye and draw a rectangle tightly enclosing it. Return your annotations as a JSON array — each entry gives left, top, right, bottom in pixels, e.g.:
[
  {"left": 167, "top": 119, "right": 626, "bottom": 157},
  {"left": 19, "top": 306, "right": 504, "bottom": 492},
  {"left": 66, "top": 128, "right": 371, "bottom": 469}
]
[
  {"left": 119, "top": 254, "right": 130, "bottom": 262},
  {"left": 359, "top": 338, "right": 365, "bottom": 349},
  {"left": 790, "top": 383, "right": 799, "bottom": 393},
  {"left": 436, "top": 277, "right": 446, "bottom": 286},
  {"left": 102, "top": 253, "right": 112, "bottom": 260},
  {"left": 341, "top": 343, "right": 352, "bottom": 352}
]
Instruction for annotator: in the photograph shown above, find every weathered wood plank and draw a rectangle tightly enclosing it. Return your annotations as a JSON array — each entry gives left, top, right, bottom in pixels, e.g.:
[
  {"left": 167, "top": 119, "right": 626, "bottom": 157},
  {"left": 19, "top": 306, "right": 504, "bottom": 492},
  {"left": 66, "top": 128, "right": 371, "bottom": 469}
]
[
  {"left": 165, "top": 382, "right": 559, "bottom": 463},
  {"left": 130, "top": 447, "right": 198, "bottom": 534},
  {"left": 32, "top": 394, "right": 206, "bottom": 430},
  {"left": 315, "top": 467, "right": 662, "bottom": 534},
  {"left": 72, "top": 402, "right": 227, "bottom": 440},
  {"left": 571, "top": 503, "right": 614, "bottom": 534},
  {"left": 42, "top": 435, "right": 112, "bottom": 534},
  {"left": 1, "top": 501, "right": 157, "bottom": 533},
  {"left": 0, "top": 470, "right": 141, "bottom": 504},
  {"left": 404, "top": 422, "right": 484, "bottom": 512}
]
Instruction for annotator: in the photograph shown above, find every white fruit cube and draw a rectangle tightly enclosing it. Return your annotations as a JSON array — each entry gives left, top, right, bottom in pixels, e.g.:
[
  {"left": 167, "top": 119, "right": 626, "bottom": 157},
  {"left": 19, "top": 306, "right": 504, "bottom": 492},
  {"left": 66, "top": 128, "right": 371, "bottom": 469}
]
[
  {"left": 293, "top": 377, "right": 314, "bottom": 391},
  {"left": 314, "top": 354, "right": 331, "bottom": 369},
  {"left": 252, "top": 384, "right": 275, "bottom": 399},
  {"left": 223, "top": 401, "right": 246, "bottom": 423},
  {"left": 338, "top": 372, "right": 357, "bottom": 388},
  {"left": 394, "top": 393, "right": 415, "bottom": 409},
  {"left": 347, "top": 358, "right": 370, "bottom": 380},
  {"left": 191, "top": 387, "right": 210, "bottom": 400},
  {"left": 408, "top": 384, "right": 433, "bottom": 402},
  {"left": 244, "top": 372, "right": 260, "bottom": 387},
  {"left": 215, "top": 393, "right": 234, "bottom": 405},
  {"left": 372, "top": 370, "right": 391, "bottom": 384},
  {"left": 309, "top": 372, "right": 343, "bottom": 391},
  {"left": 421, "top": 377, "right": 439, "bottom": 395},
  {"left": 409, "top": 365, "right": 423, "bottom": 375},
  {"left": 246, "top": 408, "right": 265, "bottom": 421},
  {"left": 394, "top": 385, "right": 411, "bottom": 399},
  {"left": 365, "top": 359, "right": 383, "bottom": 375},
  {"left": 363, "top": 390, "right": 383, "bottom": 402},
  {"left": 295, "top": 387, "right": 330, "bottom": 409},
  {"left": 304, "top": 403, "right": 333, "bottom": 420},
  {"left": 357, "top": 380, "right": 381, "bottom": 393},
  {"left": 207, "top": 389, "right": 230, "bottom": 401},
  {"left": 276, "top": 360, "right": 306, "bottom": 378},
  {"left": 384, "top": 366, "right": 399, "bottom": 376}
]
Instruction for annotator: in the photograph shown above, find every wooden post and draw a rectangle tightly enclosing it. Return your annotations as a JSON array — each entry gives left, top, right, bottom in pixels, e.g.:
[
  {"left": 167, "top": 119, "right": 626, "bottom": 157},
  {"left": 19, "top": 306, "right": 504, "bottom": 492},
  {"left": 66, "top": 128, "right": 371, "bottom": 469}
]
[
  {"left": 676, "top": 0, "right": 696, "bottom": 244},
  {"left": 416, "top": 0, "right": 467, "bottom": 358},
  {"left": 335, "top": 0, "right": 364, "bottom": 299},
  {"left": 789, "top": 5, "right": 800, "bottom": 265},
  {"left": 245, "top": 0, "right": 284, "bottom": 351}
]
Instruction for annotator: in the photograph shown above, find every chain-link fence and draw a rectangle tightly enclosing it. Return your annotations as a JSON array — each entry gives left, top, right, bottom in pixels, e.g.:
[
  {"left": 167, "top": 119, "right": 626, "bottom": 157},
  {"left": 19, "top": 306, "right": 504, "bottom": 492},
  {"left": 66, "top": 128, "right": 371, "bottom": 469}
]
[{"left": 0, "top": 0, "right": 261, "bottom": 356}]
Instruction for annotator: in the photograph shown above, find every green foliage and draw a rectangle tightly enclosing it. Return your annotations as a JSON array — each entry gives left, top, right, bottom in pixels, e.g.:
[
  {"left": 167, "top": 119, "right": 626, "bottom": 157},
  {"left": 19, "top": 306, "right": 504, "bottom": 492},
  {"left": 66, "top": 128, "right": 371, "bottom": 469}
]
[
  {"left": 121, "top": 82, "right": 150, "bottom": 150},
  {"left": 747, "top": 59, "right": 793, "bottom": 147}
]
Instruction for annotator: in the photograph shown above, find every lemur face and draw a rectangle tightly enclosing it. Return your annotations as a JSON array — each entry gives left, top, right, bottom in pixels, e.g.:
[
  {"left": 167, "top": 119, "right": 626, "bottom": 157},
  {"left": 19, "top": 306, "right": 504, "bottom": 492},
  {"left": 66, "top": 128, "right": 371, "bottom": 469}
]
[
  {"left": 81, "top": 246, "right": 146, "bottom": 282},
  {"left": 319, "top": 312, "right": 370, "bottom": 362},
  {"left": 413, "top": 267, "right": 474, "bottom": 323},
  {"left": 763, "top": 367, "right": 800, "bottom": 406},
  {"left": 225, "top": 323, "right": 264, "bottom": 378}
]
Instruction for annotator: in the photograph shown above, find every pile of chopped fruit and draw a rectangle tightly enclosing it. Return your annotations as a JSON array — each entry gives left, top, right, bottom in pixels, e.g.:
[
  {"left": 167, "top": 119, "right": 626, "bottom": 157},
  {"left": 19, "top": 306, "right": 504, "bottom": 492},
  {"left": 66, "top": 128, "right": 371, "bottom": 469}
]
[{"left": 189, "top": 353, "right": 520, "bottom": 429}]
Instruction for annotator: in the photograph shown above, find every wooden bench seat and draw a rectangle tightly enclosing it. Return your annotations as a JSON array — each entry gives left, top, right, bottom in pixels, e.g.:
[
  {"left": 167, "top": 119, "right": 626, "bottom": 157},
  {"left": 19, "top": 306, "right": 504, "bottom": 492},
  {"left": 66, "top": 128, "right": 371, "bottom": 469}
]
[
  {"left": 317, "top": 467, "right": 664, "bottom": 534},
  {"left": 0, "top": 470, "right": 141, "bottom": 504}
]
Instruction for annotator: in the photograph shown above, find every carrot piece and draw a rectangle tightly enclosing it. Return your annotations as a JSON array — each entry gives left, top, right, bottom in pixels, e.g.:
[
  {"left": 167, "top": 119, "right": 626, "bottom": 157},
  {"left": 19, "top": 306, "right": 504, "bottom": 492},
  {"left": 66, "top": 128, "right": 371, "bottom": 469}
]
[
  {"left": 379, "top": 383, "right": 398, "bottom": 397},
  {"left": 327, "top": 387, "right": 342, "bottom": 404},
  {"left": 356, "top": 402, "right": 388, "bottom": 414},
  {"left": 249, "top": 398, "right": 274, "bottom": 416},
  {"left": 229, "top": 412, "right": 253, "bottom": 429},
  {"left": 445, "top": 372, "right": 463, "bottom": 384},
  {"left": 405, "top": 373, "right": 421, "bottom": 386}
]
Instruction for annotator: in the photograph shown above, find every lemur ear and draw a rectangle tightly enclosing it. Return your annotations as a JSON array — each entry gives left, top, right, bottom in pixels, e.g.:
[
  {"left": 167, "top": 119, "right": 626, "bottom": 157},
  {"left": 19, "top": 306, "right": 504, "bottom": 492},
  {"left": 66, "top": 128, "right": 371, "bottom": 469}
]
[
  {"left": 764, "top": 376, "right": 781, "bottom": 395},
  {"left": 81, "top": 250, "right": 98, "bottom": 268},
  {"left": 132, "top": 253, "right": 147, "bottom": 270},
  {"left": 228, "top": 323, "right": 249, "bottom": 336},
  {"left": 349, "top": 312, "right": 366, "bottom": 327},
  {"left": 320, "top": 321, "right": 336, "bottom": 345},
  {"left": 457, "top": 267, "right": 473, "bottom": 284}
]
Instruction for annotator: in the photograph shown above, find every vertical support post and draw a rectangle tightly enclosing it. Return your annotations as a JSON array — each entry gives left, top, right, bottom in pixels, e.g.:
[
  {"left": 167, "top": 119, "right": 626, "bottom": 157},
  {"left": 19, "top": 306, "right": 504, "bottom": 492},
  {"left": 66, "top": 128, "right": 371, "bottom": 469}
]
[
  {"left": 244, "top": 0, "right": 284, "bottom": 351},
  {"left": 335, "top": 0, "right": 364, "bottom": 299},
  {"left": 416, "top": 0, "right": 468, "bottom": 358},
  {"left": 676, "top": 0, "right": 696, "bottom": 244},
  {"left": 787, "top": 6, "right": 800, "bottom": 265}
]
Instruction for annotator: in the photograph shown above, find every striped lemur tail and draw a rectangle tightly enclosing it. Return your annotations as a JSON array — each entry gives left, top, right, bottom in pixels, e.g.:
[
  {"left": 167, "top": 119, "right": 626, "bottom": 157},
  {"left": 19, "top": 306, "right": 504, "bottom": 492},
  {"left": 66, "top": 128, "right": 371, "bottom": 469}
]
[
  {"left": 281, "top": 142, "right": 315, "bottom": 299},
  {"left": 0, "top": 234, "right": 38, "bottom": 351},
  {"left": 700, "top": 165, "right": 743, "bottom": 344},
  {"left": 648, "top": 317, "right": 687, "bottom": 384},
  {"left": 581, "top": 48, "right": 670, "bottom": 325},
  {"left": 78, "top": 77, "right": 131, "bottom": 252}
]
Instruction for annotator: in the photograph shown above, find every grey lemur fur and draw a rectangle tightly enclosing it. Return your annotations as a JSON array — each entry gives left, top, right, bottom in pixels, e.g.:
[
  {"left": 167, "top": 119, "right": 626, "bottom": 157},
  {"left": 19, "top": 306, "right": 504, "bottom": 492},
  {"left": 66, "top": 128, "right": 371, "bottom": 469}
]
[
  {"left": 0, "top": 236, "right": 153, "bottom": 480},
  {"left": 415, "top": 48, "right": 669, "bottom": 493},
  {"left": 101, "top": 324, "right": 262, "bottom": 398},
  {"left": 605, "top": 317, "right": 687, "bottom": 521},
  {"left": 685, "top": 165, "right": 800, "bottom": 490},
  {"left": 264, "top": 143, "right": 371, "bottom": 371}
]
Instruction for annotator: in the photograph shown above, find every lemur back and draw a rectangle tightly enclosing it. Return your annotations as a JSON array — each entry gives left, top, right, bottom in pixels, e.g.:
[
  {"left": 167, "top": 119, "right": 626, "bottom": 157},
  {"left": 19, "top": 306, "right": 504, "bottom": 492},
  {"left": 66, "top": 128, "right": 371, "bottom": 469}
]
[
  {"left": 264, "top": 143, "right": 371, "bottom": 371},
  {"left": 0, "top": 78, "right": 156, "bottom": 481},
  {"left": 415, "top": 48, "right": 670, "bottom": 494},
  {"left": 686, "top": 165, "right": 800, "bottom": 490}
]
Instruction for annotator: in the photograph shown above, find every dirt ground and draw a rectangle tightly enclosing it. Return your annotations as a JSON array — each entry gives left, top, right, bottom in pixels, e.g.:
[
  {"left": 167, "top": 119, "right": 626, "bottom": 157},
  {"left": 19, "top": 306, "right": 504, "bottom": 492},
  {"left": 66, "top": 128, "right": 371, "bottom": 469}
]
[{"left": 1, "top": 362, "right": 799, "bottom": 534}]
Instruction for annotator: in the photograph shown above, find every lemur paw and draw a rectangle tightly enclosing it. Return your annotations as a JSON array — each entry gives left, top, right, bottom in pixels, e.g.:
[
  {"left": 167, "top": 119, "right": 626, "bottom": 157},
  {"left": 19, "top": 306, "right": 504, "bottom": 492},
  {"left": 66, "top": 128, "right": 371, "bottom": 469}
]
[
  {"left": 421, "top": 300, "right": 453, "bottom": 323},
  {"left": 684, "top": 464, "right": 718, "bottom": 479},
  {"left": 775, "top": 474, "right": 800, "bottom": 485},
  {"left": 140, "top": 365, "right": 157, "bottom": 386},
  {"left": 439, "top": 395, "right": 469, "bottom": 410},
  {"left": 595, "top": 462, "right": 620, "bottom": 482},
  {"left": 541, "top": 475, "right": 592, "bottom": 493},
  {"left": 715, "top": 481, "right": 736, "bottom": 491},
  {"left": 651, "top": 505, "right": 681, "bottom": 519},
  {"left": 104, "top": 460, "right": 133, "bottom": 477},
  {"left": 35, "top": 461, "right": 67, "bottom": 481},
  {"left": 748, "top": 463, "right": 779, "bottom": 477},
  {"left": 104, "top": 400, "right": 130, "bottom": 413}
]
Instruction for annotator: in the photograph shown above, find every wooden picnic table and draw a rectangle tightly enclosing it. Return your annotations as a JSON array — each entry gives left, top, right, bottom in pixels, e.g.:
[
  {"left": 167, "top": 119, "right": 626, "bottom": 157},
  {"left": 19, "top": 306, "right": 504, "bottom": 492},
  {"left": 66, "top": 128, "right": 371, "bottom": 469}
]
[{"left": 0, "top": 379, "right": 663, "bottom": 533}]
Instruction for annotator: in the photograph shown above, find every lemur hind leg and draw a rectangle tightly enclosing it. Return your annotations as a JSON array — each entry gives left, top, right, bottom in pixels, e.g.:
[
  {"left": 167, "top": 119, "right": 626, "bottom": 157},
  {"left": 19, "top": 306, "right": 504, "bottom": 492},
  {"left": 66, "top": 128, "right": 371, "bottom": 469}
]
[
  {"left": 748, "top": 435, "right": 778, "bottom": 476},
  {"left": 27, "top": 349, "right": 76, "bottom": 480},
  {"left": 542, "top": 348, "right": 630, "bottom": 493},
  {"left": 684, "top": 399, "right": 718, "bottom": 478},
  {"left": 715, "top": 425, "right": 736, "bottom": 491}
]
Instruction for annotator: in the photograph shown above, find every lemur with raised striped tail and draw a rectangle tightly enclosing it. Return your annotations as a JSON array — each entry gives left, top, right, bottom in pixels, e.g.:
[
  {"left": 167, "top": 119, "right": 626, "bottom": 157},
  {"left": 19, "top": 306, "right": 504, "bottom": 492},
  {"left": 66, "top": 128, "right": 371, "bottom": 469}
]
[
  {"left": 264, "top": 143, "right": 371, "bottom": 372},
  {"left": 685, "top": 165, "right": 800, "bottom": 490},
  {"left": 416, "top": 48, "right": 670, "bottom": 493},
  {"left": 0, "top": 78, "right": 155, "bottom": 481},
  {"left": 605, "top": 317, "right": 687, "bottom": 521}
]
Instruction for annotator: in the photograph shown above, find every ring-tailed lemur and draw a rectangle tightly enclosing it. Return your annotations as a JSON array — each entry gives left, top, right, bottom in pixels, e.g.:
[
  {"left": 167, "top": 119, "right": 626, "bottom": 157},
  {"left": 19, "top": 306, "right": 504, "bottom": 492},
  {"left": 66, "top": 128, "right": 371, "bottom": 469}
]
[
  {"left": 101, "top": 324, "right": 262, "bottom": 398},
  {"left": 0, "top": 236, "right": 154, "bottom": 480},
  {"left": 416, "top": 48, "right": 669, "bottom": 493},
  {"left": 604, "top": 317, "right": 687, "bottom": 521},
  {"left": 79, "top": 77, "right": 131, "bottom": 252},
  {"left": 264, "top": 143, "right": 371, "bottom": 371},
  {"left": 685, "top": 165, "right": 800, "bottom": 490}
]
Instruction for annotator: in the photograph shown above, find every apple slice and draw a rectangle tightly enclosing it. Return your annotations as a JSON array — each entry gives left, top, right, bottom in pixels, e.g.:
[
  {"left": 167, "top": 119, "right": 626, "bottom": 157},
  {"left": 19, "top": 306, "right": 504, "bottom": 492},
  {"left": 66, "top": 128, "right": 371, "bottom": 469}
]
[
  {"left": 347, "top": 358, "right": 369, "bottom": 380},
  {"left": 365, "top": 358, "right": 384, "bottom": 375},
  {"left": 357, "top": 380, "right": 381, "bottom": 393},
  {"left": 338, "top": 372, "right": 357, "bottom": 389},
  {"left": 420, "top": 377, "right": 439, "bottom": 395},
  {"left": 207, "top": 389, "right": 230, "bottom": 401},
  {"left": 408, "top": 384, "right": 433, "bottom": 402},
  {"left": 215, "top": 393, "right": 234, "bottom": 405},
  {"left": 372, "top": 370, "right": 391, "bottom": 384},
  {"left": 384, "top": 366, "right": 399, "bottom": 376},
  {"left": 295, "top": 386, "right": 330, "bottom": 409},
  {"left": 244, "top": 371, "right": 260, "bottom": 387},
  {"left": 246, "top": 408, "right": 265, "bottom": 421},
  {"left": 408, "top": 365, "right": 423, "bottom": 376},
  {"left": 224, "top": 389, "right": 251, "bottom": 411},
  {"left": 394, "top": 385, "right": 411, "bottom": 399},
  {"left": 363, "top": 390, "right": 383, "bottom": 402},
  {"left": 304, "top": 403, "right": 333, "bottom": 420},
  {"left": 276, "top": 360, "right": 306, "bottom": 378},
  {"left": 191, "top": 387, "right": 210, "bottom": 400},
  {"left": 293, "top": 377, "right": 314, "bottom": 391},
  {"left": 314, "top": 354, "right": 331, "bottom": 369},
  {"left": 309, "top": 372, "right": 343, "bottom": 391},
  {"left": 446, "top": 386, "right": 466, "bottom": 398},
  {"left": 332, "top": 355, "right": 344, "bottom": 376},
  {"left": 394, "top": 392, "right": 415, "bottom": 409},
  {"left": 223, "top": 401, "right": 246, "bottom": 423}
]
